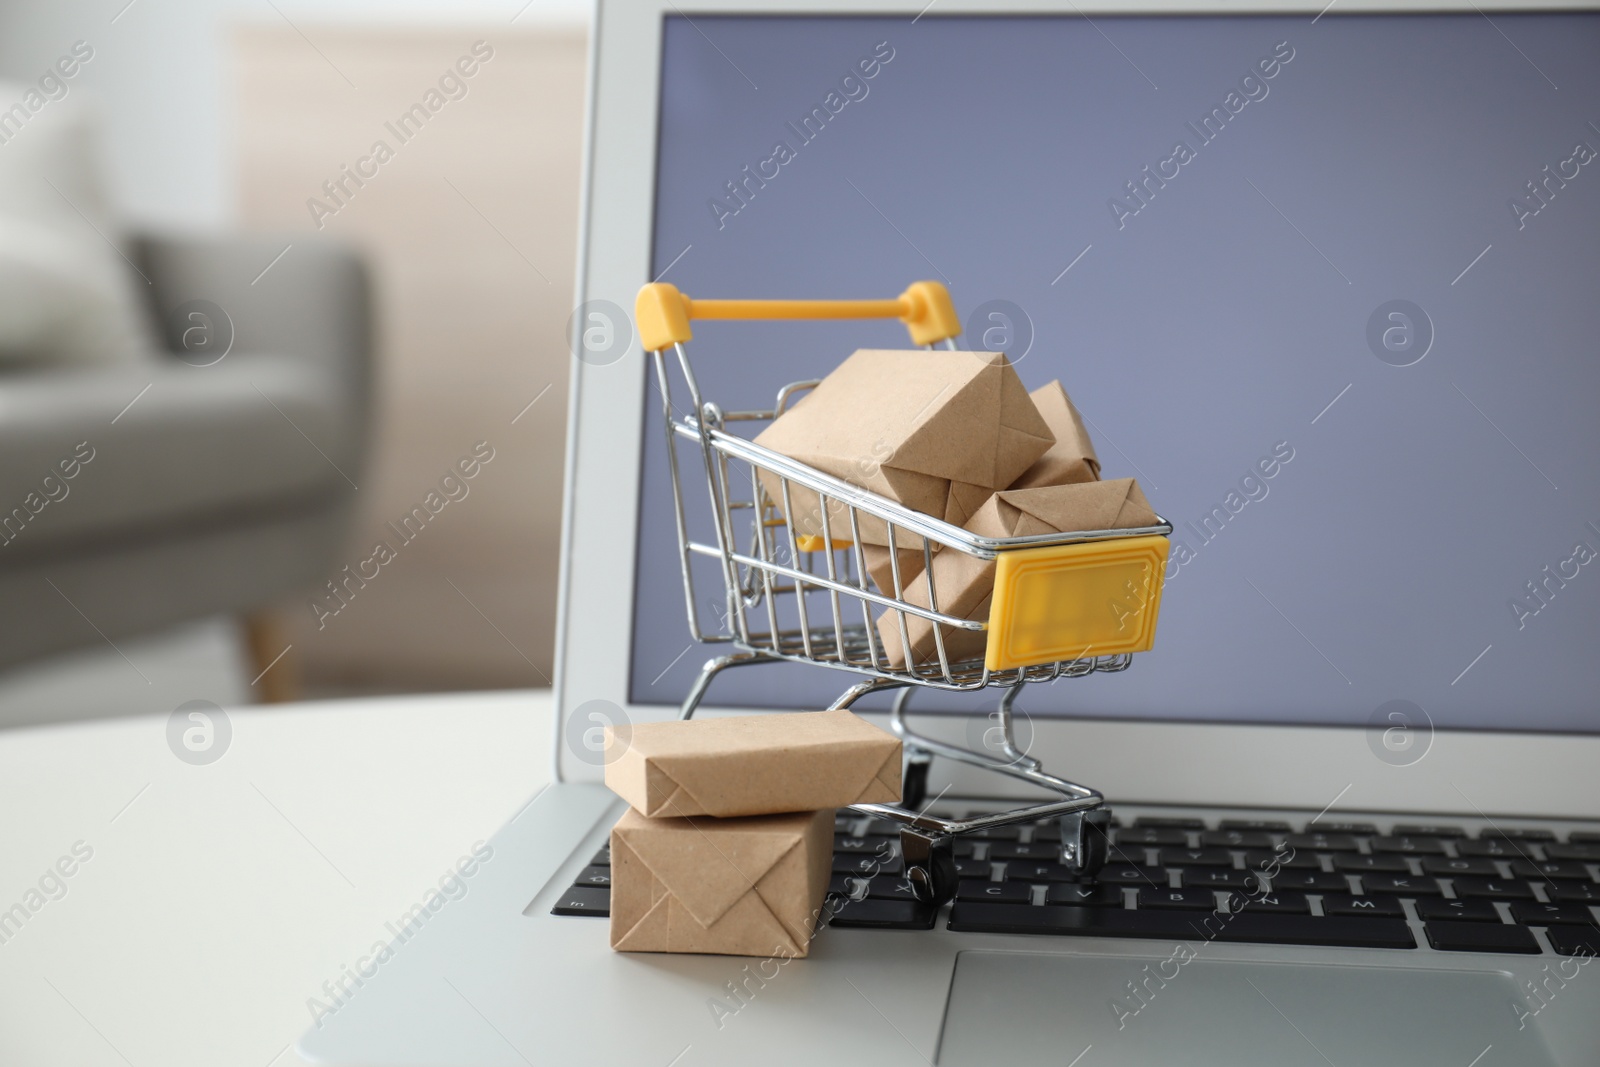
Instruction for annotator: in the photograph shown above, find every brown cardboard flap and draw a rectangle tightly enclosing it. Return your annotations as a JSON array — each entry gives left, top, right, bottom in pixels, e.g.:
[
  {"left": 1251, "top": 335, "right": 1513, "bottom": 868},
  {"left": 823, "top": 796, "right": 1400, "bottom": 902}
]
[
  {"left": 975, "top": 479, "right": 1156, "bottom": 538},
  {"left": 612, "top": 809, "right": 801, "bottom": 927},
  {"left": 605, "top": 709, "right": 901, "bottom": 818},
  {"left": 753, "top": 349, "right": 1053, "bottom": 546},
  {"left": 610, "top": 808, "right": 832, "bottom": 957},
  {"left": 1010, "top": 381, "right": 1101, "bottom": 489}
]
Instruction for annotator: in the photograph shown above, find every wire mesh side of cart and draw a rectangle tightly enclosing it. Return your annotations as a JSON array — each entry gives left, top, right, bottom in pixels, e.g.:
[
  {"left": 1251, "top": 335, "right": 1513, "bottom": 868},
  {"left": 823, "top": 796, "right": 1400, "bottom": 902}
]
[{"left": 649, "top": 343, "right": 1172, "bottom": 693}]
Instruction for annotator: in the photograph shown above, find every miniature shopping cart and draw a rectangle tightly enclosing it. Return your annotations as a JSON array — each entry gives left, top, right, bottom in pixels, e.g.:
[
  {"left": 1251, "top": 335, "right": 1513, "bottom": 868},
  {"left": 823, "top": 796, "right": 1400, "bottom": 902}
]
[{"left": 636, "top": 280, "right": 1173, "bottom": 907}]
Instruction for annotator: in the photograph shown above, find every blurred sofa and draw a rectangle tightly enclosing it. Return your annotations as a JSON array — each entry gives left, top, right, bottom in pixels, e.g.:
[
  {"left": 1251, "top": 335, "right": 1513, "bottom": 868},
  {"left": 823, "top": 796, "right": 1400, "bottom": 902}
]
[{"left": 0, "top": 233, "right": 371, "bottom": 676}]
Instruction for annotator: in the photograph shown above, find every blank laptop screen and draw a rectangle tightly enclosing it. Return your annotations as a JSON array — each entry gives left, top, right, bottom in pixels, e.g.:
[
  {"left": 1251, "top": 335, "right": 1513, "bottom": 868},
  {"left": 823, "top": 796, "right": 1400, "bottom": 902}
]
[{"left": 629, "top": 12, "right": 1600, "bottom": 734}]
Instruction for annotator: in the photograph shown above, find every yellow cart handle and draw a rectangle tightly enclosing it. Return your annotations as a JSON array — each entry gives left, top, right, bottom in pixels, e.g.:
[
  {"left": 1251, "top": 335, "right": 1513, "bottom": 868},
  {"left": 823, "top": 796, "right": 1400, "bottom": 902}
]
[{"left": 635, "top": 280, "right": 961, "bottom": 352}]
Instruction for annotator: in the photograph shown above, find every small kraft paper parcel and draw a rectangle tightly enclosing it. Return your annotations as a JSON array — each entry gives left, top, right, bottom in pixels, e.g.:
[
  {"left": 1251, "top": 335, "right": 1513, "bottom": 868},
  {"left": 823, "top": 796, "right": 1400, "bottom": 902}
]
[
  {"left": 753, "top": 349, "right": 1055, "bottom": 545},
  {"left": 604, "top": 709, "right": 901, "bottom": 818},
  {"left": 860, "top": 379, "right": 1101, "bottom": 596},
  {"left": 877, "top": 479, "right": 1160, "bottom": 667},
  {"left": 1010, "top": 380, "right": 1101, "bottom": 490},
  {"left": 609, "top": 808, "right": 832, "bottom": 957}
]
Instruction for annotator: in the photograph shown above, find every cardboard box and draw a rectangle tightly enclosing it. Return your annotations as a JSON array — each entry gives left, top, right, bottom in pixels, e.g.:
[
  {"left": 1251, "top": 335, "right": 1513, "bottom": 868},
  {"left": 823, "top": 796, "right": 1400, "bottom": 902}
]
[
  {"left": 1010, "top": 381, "right": 1101, "bottom": 489},
  {"left": 861, "top": 544, "right": 928, "bottom": 596},
  {"left": 877, "top": 479, "right": 1159, "bottom": 666},
  {"left": 604, "top": 709, "right": 901, "bottom": 818},
  {"left": 609, "top": 808, "right": 832, "bottom": 957},
  {"left": 753, "top": 349, "right": 1054, "bottom": 546}
]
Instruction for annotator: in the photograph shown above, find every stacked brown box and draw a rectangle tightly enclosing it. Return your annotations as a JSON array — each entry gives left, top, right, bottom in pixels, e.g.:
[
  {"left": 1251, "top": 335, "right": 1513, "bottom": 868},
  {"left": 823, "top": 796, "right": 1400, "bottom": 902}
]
[
  {"left": 752, "top": 348, "right": 1157, "bottom": 668},
  {"left": 603, "top": 710, "right": 901, "bottom": 957}
]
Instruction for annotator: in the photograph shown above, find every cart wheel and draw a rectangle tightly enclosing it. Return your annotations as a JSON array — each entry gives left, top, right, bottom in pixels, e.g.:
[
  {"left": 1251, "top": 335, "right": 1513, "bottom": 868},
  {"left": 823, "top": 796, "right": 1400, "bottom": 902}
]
[
  {"left": 1058, "top": 807, "right": 1113, "bottom": 880},
  {"left": 899, "top": 828, "right": 957, "bottom": 906},
  {"left": 901, "top": 748, "right": 931, "bottom": 811}
]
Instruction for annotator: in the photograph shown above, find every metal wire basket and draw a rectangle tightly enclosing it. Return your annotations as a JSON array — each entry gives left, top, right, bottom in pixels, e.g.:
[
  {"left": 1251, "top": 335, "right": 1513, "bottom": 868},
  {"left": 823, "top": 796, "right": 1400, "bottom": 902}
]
[{"left": 637, "top": 280, "right": 1173, "bottom": 906}]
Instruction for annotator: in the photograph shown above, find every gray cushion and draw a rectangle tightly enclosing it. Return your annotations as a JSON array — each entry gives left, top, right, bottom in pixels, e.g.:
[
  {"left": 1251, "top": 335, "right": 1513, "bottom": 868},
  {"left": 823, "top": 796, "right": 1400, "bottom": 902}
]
[{"left": 0, "top": 353, "right": 347, "bottom": 556}]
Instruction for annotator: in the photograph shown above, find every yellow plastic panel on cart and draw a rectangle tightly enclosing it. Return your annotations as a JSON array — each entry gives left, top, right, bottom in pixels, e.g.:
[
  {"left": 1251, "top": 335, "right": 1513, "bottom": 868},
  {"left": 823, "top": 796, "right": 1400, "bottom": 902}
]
[
  {"left": 984, "top": 535, "right": 1169, "bottom": 671},
  {"left": 794, "top": 534, "right": 853, "bottom": 553}
]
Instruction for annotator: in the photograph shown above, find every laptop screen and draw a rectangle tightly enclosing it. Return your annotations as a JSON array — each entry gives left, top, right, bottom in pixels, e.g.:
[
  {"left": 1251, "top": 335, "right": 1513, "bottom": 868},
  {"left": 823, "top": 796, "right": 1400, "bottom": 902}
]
[{"left": 629, "top": 11, "right": 1600, "bottom": 735}]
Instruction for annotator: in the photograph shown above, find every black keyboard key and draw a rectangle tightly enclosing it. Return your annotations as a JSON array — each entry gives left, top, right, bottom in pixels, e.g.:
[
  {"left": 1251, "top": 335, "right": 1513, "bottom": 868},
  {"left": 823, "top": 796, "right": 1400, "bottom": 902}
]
[
  {"left": 571, "top": 865, "right": 612, "bottom": 888},
  {"left": 988, "top": 843, "right": 1062, "bottom": 861},
  {"left": 1308, "top": 821, "right": 1380, "bottom": 835},
  {"left": 1038, "top": 815, "right": 1119, "bottom": 834},
  {"left": 966, "top": 824, "right": 1024, "bottom": 841},
  {"left": 834, "top": 835, "right": 888, "bottom": 854},
  {"left": 1283, "top": 833, "right": 1359, "bottom": 852},
  {"left": 828, "top": 897, "right": 937, "bottom": 929},
  {"left": 949, "top": 903, "right": 1413, "bottom": 947},
  {"left": 1200, "top": 830, "right": 1274, "bottom": 849},
  {"left": 1183, "top": 868, "right": 1256, "bottom": 890},
  {"left": 1045, "top": 883, "right": 1126, "bottom": 907},
  {"left": 831, "top": 874, "right": 862, "bottom": 898},
  {"left": 1509, "top": 860, "right": 1591, "bottom": 880},
  {"left": 833, "top": 853, "right": 902, "bottom": 876},
  {"left": 1510, "top": 901, "right": 1596, "bottom": 925},
  {"left": 1393, "top": 824, "right": 1465, "bottom": 838},
  {"left": 1455, "top": 839, "right": 1523, "bottom": 858},
  {"left": 956, "top": 879, "right": 1032, "bottom": 904},
  {"left": 949, "top": 902, "right": 1189, "bottom": 937},
  {"left": 550, "top": 885, "right": 610, "bottom": 917},
  {"left": 1220, "top": 819, "right": 1293, "bottom": 832},
  {"left": 1133, "top": 816, "right": 1207, "bottom": 830},
  {"left": 590, "top": 846, "right": 611, "bottom": 867},
  {"left": 1115, "top": 827, "right": 1189, "bottom": 847},
  {"left": 1243, "top": 849, "right": 1324, "bottom": 871},
  {"left": 1271, "top": 871, "right": 1352, "bottom": 893},
  {"left": 1158, "top": 848, "right": 1236, "bottom": 868},
  {"left": 1322, "top": 894, "right": 1405, "bottom": 919},
  {"left": 950, "top": 858, "right": 989, "bottom": 880},
  {"left": 1420, "top": 857, "right": 1501, "bottom": 877},
  {"left": 862, "top": 818, "right": 908, "bottom": 837},
  {"left": 835, "top": 814, "right": 860, "bottom": 832},
  {"left": 1362, "top": 874, "right": 1444, "bottom": 896},
  {"left": 1415, "top": 898, "right": 1501, "bottom": 923},
  {"left": 1479, "top": 828, "right": 1556, "bottom": 842},
  {"left": 1138, "top": 887, "right": 1219, "bottom": 910},
  {"left": 1227, "top": 891, "right": 1311, "bottom": 914},
  {"left": 1332, "top": 854, "right": 1411, "bottom": 873},
  {"left": 1214, "top": 912, "right": 1415, "bottom": 949},
  {"left": 1003, "top": 862, "right": 1082, "bottom": 883},
  {"left": 1097, "top": 864, "right": 1169, "bottom": 887},
  {"left": 1567, "top": 831, "right": 1600, "bottom": 844},
  {"left": 863, "top": 875, "right": 919, "bottom": 900},
  {"left": 1452, "top": 878, "right": 1536, "bottom": 900},
  {"left": 1425, "top": 921, "right": 1539, "bottom": 954},
  {"left": 1545, "top": 843, "right": 1600, "bottom": 861},
  {"left": 1546, "top": 924, "right": 1600, "bottom": 956},
  {"left": 1552, "top": 883, "right": 1600, "bottom": 904},
  {"left": 1370, "top": 836, "right": 1447, "bottom": 855}
]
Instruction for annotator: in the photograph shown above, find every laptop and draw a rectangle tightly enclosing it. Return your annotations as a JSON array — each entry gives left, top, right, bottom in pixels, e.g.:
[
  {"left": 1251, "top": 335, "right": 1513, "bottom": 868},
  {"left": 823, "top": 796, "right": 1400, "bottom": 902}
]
[{"left": 300, "top": 2, "right": 1600, "bottom": 1063}]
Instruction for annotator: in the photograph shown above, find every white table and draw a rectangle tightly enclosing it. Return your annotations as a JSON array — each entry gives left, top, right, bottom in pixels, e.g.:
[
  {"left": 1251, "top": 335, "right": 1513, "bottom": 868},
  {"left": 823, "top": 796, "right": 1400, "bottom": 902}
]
[{"left": 0, "top": 690, "right": 554, "bottom": 1067}]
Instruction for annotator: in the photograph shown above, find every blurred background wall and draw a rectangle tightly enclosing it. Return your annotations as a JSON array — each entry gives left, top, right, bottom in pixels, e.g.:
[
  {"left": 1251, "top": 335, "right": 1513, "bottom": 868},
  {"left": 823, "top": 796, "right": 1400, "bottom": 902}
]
[{"left": 0, "top": 2, "right": 587, "bottom": 708}]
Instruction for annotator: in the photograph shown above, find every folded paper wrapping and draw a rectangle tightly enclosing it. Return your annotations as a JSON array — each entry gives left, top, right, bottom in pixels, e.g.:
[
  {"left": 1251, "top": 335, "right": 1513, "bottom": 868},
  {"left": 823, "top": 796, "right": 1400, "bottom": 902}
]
[
  {"left": 753, "top": 349, "right": 1054, "bottom": 546},
  {"left": 876, "top": 479, "right": 1159, "bottom": 667},
  {"left": 861, "top": 544, "right": 928, "bottom": 597},
  {"left": 604, "top": 709, "right": 901, "bottom": 818},
  {"left": 610, "top": 808, "right": 832, "bottom": 956},
  {"left": 1010, "top": 381, "right": 1101, "bottom": 489},
  {"left": 858, "top": 381, "right": 1098, "bottom": 596}
]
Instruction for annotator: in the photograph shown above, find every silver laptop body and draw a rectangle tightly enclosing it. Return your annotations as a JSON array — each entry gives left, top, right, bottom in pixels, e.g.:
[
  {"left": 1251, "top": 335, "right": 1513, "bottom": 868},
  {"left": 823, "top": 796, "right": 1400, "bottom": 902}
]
[{"left": 300, "top": 2, "right": 1600, "bottom": 1063}]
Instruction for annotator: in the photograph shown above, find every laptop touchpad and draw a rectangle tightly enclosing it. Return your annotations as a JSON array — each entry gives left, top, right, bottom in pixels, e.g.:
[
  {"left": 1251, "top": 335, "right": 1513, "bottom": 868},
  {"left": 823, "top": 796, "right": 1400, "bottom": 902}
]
[{"left": 939, "top": 951, "right": 1558, "bottom": 1066}]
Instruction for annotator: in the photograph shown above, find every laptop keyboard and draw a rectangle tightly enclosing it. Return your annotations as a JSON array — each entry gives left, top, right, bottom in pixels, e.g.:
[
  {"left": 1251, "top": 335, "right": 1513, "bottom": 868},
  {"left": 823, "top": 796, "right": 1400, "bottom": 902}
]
[{"left": 550, "top": 812, "right": 1600, "bottom": 956}]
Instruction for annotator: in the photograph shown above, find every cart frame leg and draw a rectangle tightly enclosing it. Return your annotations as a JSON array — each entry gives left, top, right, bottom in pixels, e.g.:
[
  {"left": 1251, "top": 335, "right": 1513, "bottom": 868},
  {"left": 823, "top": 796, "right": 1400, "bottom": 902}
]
[{"left": 679, "top": 651, "right": 778, "bottom": 719}]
